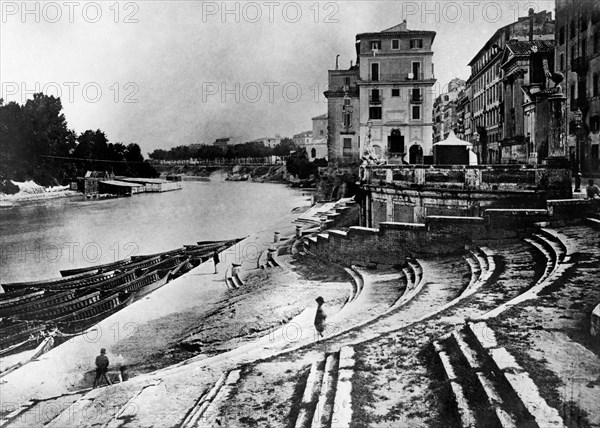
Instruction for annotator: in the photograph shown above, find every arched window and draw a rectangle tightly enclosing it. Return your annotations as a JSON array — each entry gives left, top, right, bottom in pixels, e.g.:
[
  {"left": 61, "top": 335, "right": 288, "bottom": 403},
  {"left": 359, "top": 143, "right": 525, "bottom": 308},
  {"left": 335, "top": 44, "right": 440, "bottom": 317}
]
[{"left": 311, "top": 148, "right": 317, "bottom": 158}]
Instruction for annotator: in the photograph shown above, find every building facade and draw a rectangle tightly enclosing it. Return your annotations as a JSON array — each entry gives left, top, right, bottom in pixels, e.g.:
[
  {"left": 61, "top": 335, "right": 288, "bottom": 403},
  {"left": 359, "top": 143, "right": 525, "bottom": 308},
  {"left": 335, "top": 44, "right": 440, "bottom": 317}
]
[
  {"left": 555, "top": 0, "right": 600, "bottom": 174},
  {"left": 468, "top": 9, "right": 554, "bottom": 164},
  {"left": 355, "top": 21, "right": 436, "bottom": 165},
  {"left": 305, "top": 114, "right": 329, "bottom": 161},
  {"left": 501, "top": 40, "right": 556, "bottom": 164},
  {"left": 433, "top": 78, "right": 465, "bottom": 143},
  {"left": 292, "top": 131, "right": 312, "bottom": 148},
  {"left": 325, "top": 67, "right": 361, "bottom": 166}
]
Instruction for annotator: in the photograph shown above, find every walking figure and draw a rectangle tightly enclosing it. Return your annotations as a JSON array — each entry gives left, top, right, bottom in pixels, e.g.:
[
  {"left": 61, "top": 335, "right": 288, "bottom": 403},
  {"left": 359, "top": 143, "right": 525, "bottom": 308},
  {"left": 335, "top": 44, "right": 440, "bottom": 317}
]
[
  {"left": 212, "top": 250, "right": 220, "bottom": 274},
  {"left": 93, "top": 348, "right": 112, "bottom": 388},
  {"left": 314, "top": 296, "right": 326, "bottom": 340}
]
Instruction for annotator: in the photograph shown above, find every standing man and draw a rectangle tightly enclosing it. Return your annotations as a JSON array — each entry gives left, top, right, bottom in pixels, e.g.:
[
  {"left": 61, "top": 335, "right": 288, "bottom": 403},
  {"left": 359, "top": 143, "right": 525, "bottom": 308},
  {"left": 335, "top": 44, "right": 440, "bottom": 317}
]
[
  {"left": 212, "top": 250, "right": 220, "bottom": 274},
  {"left": 314, "top": 296, "right": 326, "bottom": 340},
  {"left": 93, "top": 348, "right": 112, "bottom": 388}
]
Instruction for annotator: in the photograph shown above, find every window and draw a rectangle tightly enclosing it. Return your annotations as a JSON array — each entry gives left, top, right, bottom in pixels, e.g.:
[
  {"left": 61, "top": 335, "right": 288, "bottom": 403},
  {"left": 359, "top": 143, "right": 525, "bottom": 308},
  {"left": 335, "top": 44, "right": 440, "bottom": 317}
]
[
  {"left": 343, "top": 112, "right": 352, "bottom": 128},
  {"left": 582, "top": 39, "right": 587, "bottom": 58},
  {"left": 391, "top": 39, "right": 399, "bottom": 50},
  {"left": 369, "top": 107, "right": 382, "bottom": 120},
  {"left": 410, "top": 39, "right": 423, "bottom": 49},
  {"left": 559, "top": 26, "right": 565, "bottom": 45},
  {"left": 370, "top": 89, "right": 381, "bottom": 103},
  {"left": 344, "top": 97, "right": 351, "bottom": 106},
  {"left": 571, "top": 45, "right": 576, "bottom": 63},
  {"left": 581, "top": 17, "right": 588, "bottom": 32},
  {"left": 371, "top": 40, "right": 381, "bottom": 50},
  {"left": 311, "top": 148, "right": 316, "bottom": 158},
  {"left": 444, "top": 95, "right": 449, "bottom": 101},
  {"left": 343, "top": 138, "right": 352, "bottom": 155},
  {"left": 412, "top": 88, "right": 421, "bottom": 102},
  {"left": 412, "top": 62, "right": 421, "bottom": 79},
  {"left": 320, "top": 129, "right": 324, "bottom": 136},
  {"left": 343, "top": 76, "right": 351, "bottom": 86},
  {"left": 594, "top": 73, "right": 599, "bottom": 97},
  {"left": 392, "top": 88, "right": 400, "bottom": 97},
  {"left": 411, "top": 105, "right": 421, "bottom": 120},
  {"left": 570, "top": 20, "right": 576, "bottom": 38},
  {"left": 571, "top": 84, "right": 576, "bottom": 105},
  {"left": 371, "top": 63, "right": 379, "bottom": 82},
  {"left": 560, "top": 53, "right": 564, "bottom": 71}
]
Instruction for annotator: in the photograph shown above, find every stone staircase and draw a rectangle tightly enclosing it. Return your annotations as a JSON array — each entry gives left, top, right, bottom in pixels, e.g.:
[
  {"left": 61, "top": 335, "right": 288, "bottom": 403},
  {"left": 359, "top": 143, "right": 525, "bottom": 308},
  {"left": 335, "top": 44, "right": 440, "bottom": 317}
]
[
  {"left": 292, "top": 346, "right": 355, "bottom": 428},
  {"left": 433, "top": 322, "right": 563, "bottom": 428},
  {"left": 180, "top": 370, "right": 241, "bottom": 428}
]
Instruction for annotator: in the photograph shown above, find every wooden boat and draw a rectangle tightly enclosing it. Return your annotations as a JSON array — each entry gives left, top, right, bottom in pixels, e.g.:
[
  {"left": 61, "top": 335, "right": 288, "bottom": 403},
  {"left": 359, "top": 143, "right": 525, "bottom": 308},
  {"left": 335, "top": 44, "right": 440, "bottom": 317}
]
[
  {"left": 17, "top": 290, "right": 102, "bottom": 321},
  {"left": 0, "top": 323, "right": 46, "bottom": 354},
  {"left": 59, "top": 257, "right": 134, "bottom": 277},
  {"left": 1, "top": 269, "right": 102, "bottom": 292},
  {"left": 53, "top": 291, "right": 134, "bottom": 334},
  {"left": 0, "top": 288, "right": 45, "bottom": 308},
  {"left": 0, "top": 334, "right": 55, "bottom": 375},
  {"left": 0, "top": 290, "right": 76, "bottom": 317},
  {"left": 130, "top": 247, "right": 186, "bottom": 261}
]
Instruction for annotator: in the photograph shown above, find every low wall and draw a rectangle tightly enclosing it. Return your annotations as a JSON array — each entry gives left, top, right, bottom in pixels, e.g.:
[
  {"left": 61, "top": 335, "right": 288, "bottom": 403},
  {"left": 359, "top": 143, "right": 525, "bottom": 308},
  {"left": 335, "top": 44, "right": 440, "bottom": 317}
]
[{"left": 308, "top": 199, "right": 597, "bottom": 267}]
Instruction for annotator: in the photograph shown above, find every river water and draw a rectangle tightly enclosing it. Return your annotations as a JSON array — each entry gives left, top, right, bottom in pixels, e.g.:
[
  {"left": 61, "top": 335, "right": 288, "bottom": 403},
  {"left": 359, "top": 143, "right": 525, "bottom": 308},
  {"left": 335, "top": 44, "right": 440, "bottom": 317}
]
[{"left": 0, "top": 180, "right": 310, "bottom": 284}]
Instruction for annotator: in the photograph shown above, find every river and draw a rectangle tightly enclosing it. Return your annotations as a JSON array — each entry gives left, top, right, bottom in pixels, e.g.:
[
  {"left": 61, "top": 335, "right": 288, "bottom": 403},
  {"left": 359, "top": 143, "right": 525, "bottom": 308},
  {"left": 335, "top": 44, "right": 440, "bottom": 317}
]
[{"left": 0, "top": 180, "right": 310, "bottom": 284}]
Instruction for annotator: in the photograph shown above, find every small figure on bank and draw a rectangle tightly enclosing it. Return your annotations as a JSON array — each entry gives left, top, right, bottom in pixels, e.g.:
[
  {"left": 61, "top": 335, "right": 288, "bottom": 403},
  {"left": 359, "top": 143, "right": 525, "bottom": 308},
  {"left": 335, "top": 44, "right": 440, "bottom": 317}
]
[
  {"left": 118, "top": 365, "right": 129, "bottom": 383},
  {"left": 212, "top": 250, "right": 220, "bottom": 274},
  {"left": 586, "top": 179, "right": 600, "bottom": 200},
  {"left": 93, "top": 348, "right": 112, "bottom": 388},
  {"left": 314, "top": 296, "right": 326, "bottom": 340}
]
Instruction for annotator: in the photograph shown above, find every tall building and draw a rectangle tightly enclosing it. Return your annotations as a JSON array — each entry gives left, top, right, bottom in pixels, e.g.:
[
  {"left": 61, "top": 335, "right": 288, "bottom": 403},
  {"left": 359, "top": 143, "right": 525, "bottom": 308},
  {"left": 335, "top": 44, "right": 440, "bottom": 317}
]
[
  {"left": 468, "top": 9, "right": 554, "bottom": 164},
  {"left": 455, "top": 86, "right": 472, "bottom": 142},
  {"left": 356, "top": 21, "right": 436, "bottom": 165},
  {"left": 555, "top": 0, "right": 600, "bottom": 174},
  {"left": 325, "top": 65, "right": 361, "bottom": 166}
]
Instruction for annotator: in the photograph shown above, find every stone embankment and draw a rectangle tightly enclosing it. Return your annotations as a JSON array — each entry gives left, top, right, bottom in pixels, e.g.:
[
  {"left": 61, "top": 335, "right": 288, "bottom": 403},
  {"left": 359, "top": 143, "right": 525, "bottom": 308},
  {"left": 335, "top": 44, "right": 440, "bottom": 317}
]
[{"left": 1, "top": 200, "right": 599, "bottom": 427}]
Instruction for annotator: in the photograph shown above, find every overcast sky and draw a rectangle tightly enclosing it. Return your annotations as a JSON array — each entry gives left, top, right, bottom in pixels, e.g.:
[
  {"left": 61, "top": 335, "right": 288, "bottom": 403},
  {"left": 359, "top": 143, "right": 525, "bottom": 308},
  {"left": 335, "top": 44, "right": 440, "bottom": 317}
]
[{"left": 1, "top": 1, "right": 555, "bottom": 154}]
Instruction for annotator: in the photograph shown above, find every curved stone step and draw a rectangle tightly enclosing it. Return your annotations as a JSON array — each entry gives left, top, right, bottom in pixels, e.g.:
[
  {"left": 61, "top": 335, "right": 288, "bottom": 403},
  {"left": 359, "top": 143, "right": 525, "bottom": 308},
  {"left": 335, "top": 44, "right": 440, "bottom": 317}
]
[
  {"left": 311, "top": 353, "right": 339, "bottom": 428},
  {"left": 467, "top": 322, "right": 565, "bottom": 428}
]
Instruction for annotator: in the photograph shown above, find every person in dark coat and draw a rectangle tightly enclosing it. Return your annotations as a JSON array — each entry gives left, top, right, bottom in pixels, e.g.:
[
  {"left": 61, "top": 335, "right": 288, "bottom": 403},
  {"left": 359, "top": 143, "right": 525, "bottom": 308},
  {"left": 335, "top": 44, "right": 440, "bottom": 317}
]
[
  {"left": 213, "top": 250, "right": 220, "bottom": 274},
  {"left": 314, "top": 296, "right": 326, "bottom": 340},
  {"left": 93, "top": 348, "right": 112, "bottom": 388}
]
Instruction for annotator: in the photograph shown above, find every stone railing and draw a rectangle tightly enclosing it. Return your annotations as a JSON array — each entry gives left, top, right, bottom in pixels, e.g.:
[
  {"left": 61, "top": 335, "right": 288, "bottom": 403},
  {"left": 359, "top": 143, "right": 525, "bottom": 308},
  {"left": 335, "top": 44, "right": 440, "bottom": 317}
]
[{"left": 362, "top": 165, "right": 570, "bottom": 195}]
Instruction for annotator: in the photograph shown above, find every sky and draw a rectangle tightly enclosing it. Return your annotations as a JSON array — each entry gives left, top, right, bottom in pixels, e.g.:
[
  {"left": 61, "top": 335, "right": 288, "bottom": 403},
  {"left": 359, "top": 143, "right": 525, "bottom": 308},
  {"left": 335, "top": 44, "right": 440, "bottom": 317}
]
[{"left": 0, "top": 0, "right": 556, "bottom": 154}]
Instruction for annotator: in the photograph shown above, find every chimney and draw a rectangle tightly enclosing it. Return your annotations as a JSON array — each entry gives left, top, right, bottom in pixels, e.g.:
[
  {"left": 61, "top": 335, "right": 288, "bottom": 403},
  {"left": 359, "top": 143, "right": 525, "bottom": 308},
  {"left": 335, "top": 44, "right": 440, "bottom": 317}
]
[
  {"left": 529, "top": 8, "right": 534, "bottom": 41},
  {"left": 350, "top": 60, "right": 353, "bottom": 68}
]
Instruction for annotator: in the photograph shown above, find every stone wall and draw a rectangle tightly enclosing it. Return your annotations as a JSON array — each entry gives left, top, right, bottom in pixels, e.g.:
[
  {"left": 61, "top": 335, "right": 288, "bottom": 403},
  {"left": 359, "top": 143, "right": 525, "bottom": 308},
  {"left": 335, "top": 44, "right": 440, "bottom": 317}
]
[{"left": 307, "top": 200, "right": 597, "bottom": 267}]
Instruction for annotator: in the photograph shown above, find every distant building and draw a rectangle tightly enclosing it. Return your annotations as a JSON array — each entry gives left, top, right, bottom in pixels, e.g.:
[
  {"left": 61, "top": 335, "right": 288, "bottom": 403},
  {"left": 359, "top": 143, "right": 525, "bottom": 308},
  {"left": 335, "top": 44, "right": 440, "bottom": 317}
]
[
  {"left": 467, "top": 9, "right": 554, "bottom": 164},
  {"left": 292, "top": 131, "right": 313, "bottom": 148},
  {"left": 356, "top": 20, "right": 437, "bottom": 164},
  {"left": 555, "top": 0, "right": 600, "bottom": 174},
  {"left": 214, "top": 137, "right": 232, "bottom": 152},
  {"left": 305, "top": 114, "right": 328, "bottom": 161},
  {"left": 325, "top": 65, "right": 361, "bottom": 166},
  {"left": 248, "top": 136, "right": 282, "bottom": 148},
  {"left": 433, "top": 79, "right": 465, "bottom": 143},
  {"left": 455, "top": 86, "right": 472, "bottom": 142}
]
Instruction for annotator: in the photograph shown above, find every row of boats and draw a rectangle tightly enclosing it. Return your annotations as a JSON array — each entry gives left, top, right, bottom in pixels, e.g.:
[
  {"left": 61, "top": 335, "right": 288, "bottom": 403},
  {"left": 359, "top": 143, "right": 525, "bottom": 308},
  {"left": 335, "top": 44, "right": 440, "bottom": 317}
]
[{"left": 0, "top": 238, "right": 243, "bottom": 359}]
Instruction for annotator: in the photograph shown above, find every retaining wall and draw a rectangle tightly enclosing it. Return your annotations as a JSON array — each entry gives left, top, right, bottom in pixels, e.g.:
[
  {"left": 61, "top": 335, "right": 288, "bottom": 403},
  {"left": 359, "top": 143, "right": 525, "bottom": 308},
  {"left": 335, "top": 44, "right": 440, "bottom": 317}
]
[{"left": 308, "top": 200, "right": 597, "bottom": 267}]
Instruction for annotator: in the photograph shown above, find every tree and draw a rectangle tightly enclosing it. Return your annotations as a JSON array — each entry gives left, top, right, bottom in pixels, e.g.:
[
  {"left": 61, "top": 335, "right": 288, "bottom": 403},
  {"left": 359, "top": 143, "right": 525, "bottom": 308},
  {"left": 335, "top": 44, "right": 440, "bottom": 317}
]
[{"left": 272, "top": 138, "right": 298, "bottom": 157}]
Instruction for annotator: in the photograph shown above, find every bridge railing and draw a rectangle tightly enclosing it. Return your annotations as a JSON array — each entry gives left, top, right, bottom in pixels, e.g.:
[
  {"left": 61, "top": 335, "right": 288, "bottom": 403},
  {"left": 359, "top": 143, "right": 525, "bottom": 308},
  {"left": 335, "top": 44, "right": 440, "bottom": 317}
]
[{"left": 149, "top": 156, "right": 289, "bottom": 166}]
